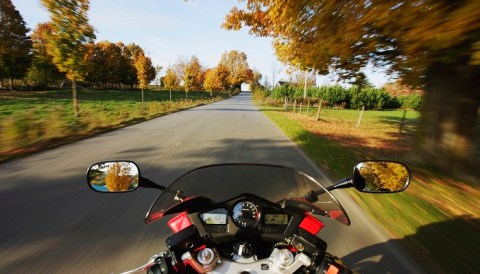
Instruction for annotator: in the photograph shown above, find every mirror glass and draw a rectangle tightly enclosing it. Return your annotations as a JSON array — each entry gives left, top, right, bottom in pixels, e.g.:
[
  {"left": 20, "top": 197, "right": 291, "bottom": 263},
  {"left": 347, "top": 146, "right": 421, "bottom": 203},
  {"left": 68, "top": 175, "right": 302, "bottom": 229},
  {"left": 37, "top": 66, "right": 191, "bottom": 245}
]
[
  {"left": 353, "top": 161, "right": 410, "bottom": 193},
  {"left": 87, "top": 161, "right": 139, "bottom": 192}
]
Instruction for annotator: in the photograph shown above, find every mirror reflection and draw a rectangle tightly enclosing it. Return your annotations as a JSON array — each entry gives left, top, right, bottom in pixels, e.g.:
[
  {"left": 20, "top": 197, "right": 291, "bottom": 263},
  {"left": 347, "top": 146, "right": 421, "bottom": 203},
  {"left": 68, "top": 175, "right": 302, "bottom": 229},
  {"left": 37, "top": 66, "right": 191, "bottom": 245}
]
[
  {"left": 353, "top": 161, "right": 409, "bottom": 193},
  {"left": 88, "top": 161, "right": 139, "bottom": 192}
]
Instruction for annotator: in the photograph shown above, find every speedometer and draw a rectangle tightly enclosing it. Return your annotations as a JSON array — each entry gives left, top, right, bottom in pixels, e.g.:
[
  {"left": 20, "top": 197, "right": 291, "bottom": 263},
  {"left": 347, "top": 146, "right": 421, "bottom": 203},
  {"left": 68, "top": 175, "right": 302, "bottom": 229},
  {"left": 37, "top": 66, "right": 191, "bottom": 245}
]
[{"left": 232, "top": 201, "right": 260, "bottom": 228}]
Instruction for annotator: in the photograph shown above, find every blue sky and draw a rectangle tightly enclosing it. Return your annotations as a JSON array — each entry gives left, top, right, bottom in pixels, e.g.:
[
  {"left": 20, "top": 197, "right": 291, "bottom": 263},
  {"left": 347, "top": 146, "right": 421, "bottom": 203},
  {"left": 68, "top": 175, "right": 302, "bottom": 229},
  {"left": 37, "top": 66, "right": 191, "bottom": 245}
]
[{"left": 11, "top": 0, "right": 390, "bottom": 87}]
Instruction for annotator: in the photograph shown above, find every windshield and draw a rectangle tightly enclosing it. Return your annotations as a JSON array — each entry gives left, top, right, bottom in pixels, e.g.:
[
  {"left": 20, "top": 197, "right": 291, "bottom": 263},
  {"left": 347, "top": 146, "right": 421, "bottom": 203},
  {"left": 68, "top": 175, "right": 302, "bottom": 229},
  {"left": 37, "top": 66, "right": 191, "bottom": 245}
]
[{"left": 145, "top": 164, "right": 350, "bottom": 225}]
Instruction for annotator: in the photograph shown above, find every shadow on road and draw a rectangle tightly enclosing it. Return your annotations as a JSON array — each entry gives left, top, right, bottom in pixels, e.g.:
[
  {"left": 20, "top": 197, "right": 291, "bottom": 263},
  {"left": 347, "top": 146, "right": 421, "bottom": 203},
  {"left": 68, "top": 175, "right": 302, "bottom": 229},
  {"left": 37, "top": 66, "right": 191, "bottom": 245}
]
[{"left": 342, "top": 216, "right": 480, "bottom": 273}]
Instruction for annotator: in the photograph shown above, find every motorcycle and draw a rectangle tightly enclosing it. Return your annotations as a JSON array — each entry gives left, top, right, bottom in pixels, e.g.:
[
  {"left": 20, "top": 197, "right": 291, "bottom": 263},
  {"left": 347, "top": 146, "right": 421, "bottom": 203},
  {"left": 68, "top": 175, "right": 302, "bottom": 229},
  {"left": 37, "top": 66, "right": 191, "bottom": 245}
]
[{"left": 86, "top": 160, "right": 410, "bottom": 274}]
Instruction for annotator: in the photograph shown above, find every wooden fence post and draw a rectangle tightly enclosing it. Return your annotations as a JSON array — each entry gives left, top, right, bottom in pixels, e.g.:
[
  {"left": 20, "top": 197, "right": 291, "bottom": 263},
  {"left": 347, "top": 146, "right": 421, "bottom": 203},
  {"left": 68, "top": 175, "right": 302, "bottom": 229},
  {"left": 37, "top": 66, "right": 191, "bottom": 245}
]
[
  {"left": 307, "top": 100, "right": 310, "bottom": 115},
  {"left": 399, "top": 109, "right": 407, "bottom": 134},
  {"left": 293, "top": 99, "right": 297, "bottom": 112},
  {"left": 284, "top": 96, "right": 288, "bottom": 109},
  {"left": 316, "top": 100, "right": 323, "bottom": 121},
  {"left": 356, "top": 106, "right": 365, "bottom": 128},
  {"left": 299, "top": 102, "right": 303, "bottom": 114}
]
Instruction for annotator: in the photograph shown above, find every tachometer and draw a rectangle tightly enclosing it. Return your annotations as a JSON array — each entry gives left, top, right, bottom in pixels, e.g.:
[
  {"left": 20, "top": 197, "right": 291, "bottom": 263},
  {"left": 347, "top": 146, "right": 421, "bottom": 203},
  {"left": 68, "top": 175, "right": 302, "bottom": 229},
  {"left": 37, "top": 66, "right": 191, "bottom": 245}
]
[{"left": 232, "top": 201, "right": 260, "bottom": 228}]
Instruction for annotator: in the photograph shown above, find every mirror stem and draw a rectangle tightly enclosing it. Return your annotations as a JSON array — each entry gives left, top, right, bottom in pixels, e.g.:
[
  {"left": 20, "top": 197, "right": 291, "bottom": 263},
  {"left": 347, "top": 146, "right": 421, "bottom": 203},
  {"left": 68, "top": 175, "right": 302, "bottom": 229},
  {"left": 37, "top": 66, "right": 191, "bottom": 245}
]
[
  {"left": 306, "top": 178, "right": 354, "bottom": 203},
  {"left": 325, "top": 178, "right": 354, "bottom": 192},
  {"left": 140, "top": 177, "right": 166, "bottom": 190}
]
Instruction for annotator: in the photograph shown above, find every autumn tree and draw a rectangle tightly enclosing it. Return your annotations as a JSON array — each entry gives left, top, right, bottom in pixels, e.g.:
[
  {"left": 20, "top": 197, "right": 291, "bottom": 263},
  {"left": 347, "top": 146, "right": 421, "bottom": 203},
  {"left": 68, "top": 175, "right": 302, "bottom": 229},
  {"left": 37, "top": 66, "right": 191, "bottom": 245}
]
[
  {"left": 132, "top": 47, "right": 156, "bottom": 106},
  {"left": 204, "top": 64, "right": 230, "bottom": 92},
  {"left": 250, "top": 69, "right": 263, "bottom": 91},
  {"left": 224, "top": 0, "right": 480, "bottom": 173},
  {"left": 358, "top": 162, "right": 409, "bottom": 192},
  {"left": 117, "top": 42, "right": 138, "bottom": 88},
  {"left": 173, "top": 56, "right": 188, "bottom": 87},
  {"left": 83, "top": 42, "right": 108, "bottom": 87},
  {"left": 41, "top": 0, "right": 95, "bottom": 117},
  {"left": 26, "top": 23, "right": 64, "bottom": 87},
  {"left": 219, "top": 50, "right": 253, "bottom": 91},
  {"left": 163, "top": 67, "right": 179, "bottom": 90},
  {"left": 183, "top": 55, "right": 205, "bottom": 94},
  {"left": 105, "top": 163, "right": 135, "bottom": 192},
  {"left": 94, "top": 41, "right": 123, "bottom": 86},
  {"left": 0, "top": 0, "right": 32, "bottom": 88}
]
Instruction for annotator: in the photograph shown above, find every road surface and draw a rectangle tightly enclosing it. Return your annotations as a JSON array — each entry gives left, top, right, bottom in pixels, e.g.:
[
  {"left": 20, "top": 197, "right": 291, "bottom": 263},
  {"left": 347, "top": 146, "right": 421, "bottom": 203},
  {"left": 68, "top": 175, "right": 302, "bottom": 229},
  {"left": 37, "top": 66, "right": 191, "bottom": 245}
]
[{"left": 0, "top": 91, "right": 424, "bottom": 273}]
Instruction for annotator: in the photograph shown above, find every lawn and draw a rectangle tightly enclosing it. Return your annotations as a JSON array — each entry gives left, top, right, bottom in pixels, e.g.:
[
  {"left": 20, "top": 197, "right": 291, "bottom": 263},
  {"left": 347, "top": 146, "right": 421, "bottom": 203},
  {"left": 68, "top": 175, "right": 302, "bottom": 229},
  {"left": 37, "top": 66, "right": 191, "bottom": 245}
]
[
  {"left": 0, "top": 88, "right": 228, "bottom": 162},
  {"left": 258, "top": 100, "right": 479, "bottom": 273}
]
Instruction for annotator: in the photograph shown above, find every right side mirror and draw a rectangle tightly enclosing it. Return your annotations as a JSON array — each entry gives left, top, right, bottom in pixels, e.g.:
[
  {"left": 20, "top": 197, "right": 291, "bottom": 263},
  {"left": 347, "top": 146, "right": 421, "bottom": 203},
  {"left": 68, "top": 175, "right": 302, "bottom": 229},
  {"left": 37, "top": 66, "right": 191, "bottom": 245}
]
[{"left": 352, "top": 161, "right": 410, "bottom": 193}]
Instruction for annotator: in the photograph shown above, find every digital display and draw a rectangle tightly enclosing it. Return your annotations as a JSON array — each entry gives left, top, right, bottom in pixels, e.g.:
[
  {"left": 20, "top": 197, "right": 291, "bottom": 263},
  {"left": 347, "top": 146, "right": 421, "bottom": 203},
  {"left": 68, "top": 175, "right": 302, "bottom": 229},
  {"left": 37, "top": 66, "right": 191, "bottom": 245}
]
[
  {"left": 264, "top": 214, "right": 288, "bottom": 225},
  {"left": 201, "top": 213, "right": 227, "bottom": 225}
]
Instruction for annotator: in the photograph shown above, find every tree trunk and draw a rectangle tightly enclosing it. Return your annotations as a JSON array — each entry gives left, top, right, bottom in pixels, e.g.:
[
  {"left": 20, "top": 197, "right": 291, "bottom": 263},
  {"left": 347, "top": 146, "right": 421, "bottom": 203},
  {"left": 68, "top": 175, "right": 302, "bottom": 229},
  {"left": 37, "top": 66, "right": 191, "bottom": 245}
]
[
  {"left": 419, "top": 59, "right": 480, "bottom": 176},
  {"left": 72, "top": 77, "right": 79, "bottom": 117}
]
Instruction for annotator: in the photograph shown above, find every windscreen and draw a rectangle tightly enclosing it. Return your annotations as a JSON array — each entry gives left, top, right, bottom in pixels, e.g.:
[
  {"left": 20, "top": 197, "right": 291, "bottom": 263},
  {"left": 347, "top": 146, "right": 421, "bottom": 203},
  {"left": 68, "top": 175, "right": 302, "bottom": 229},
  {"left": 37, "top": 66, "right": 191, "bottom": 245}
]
[{"left": 145, "top": 164, "right": 350, "bottom": 225}]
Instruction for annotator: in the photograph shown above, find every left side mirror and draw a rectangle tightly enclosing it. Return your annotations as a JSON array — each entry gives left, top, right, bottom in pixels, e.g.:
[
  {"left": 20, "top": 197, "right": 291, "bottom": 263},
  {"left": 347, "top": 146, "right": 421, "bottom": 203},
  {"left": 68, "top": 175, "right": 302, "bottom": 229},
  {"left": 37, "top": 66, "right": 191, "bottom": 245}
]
[
  {"left": 352, "top": 161, "right": 410, "bottom": 193},
  {"left": 87, "top": 161, "right": 140, "bottom": 193}
]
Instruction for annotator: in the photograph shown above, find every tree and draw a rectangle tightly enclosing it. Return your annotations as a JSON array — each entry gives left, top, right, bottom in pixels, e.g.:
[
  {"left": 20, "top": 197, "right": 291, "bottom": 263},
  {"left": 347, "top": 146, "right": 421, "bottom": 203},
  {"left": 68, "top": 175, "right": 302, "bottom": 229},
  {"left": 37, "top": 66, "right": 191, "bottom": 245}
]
[
  {"left": 250, "top": 69, "right": 263, "bottom": 91},
  {"left": 203, "top": 64, "right": 230, "bottom": 92},
  {"left": 0, "top": 0, "right": 32, "bottom": 88},
  {"left": 117, "top": 42, "right": 138, "bottom": 88},
  {"left": 132, "top": 47, "right": 155, "bottom": 106},
  {"left": 26, "top": 23, "right": 64, "bottom": 87},
  {"left": 183, "top": 55, "right": 205, "bottom": 95},
  {"left": 41, "top": 0, "right": 95, "bottom": 117},
  {"left": 105, "top": 162, "right": 135, "bottom": 192},
  {"left": 219, "top": 50, "right": 253, "bottom": 91},
  {"left": 224, "top": 0, "right": 480, "bottom": 174},
  {"left": 83, "top": 42, "right": 106, "bottom": 87},
  {"left": 173, "top": 55, "right": 188, "bottom": 88},
  {"left": 163, "top": 67, "right": 179, "bottom": 90},
  {"left": 96, "top": 41, "right": 123, "bottom": 86}
]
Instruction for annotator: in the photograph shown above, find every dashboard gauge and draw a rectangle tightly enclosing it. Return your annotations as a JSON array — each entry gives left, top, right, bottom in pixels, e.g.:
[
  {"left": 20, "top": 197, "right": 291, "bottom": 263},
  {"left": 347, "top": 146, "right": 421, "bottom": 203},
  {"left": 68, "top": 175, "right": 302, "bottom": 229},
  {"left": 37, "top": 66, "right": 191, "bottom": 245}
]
[
  {"left": 232, "top": 201, "right": 260, "bottom": 228},
  {"left": 200, "top": 208, "right": 228, "bottom": 225},
  {"left": 264, "top": 214, "right": 288, "bottom": 225}
]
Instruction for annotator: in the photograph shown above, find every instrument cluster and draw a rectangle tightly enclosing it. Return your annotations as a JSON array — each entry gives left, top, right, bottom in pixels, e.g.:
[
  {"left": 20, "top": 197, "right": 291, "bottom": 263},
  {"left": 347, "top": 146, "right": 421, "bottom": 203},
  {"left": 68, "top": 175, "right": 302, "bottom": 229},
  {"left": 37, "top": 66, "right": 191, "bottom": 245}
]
[{"left": 198, "top": 195, "right": 291, "bottom": 235}]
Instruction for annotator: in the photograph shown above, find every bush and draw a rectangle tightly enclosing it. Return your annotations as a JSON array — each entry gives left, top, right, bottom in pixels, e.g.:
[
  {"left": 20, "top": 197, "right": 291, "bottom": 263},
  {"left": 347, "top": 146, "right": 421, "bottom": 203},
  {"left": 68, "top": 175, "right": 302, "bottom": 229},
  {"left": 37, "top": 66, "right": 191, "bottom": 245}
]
[
  {"left": 264, "top": 84, "right": 421, "bottom": 111},
  {"left": 398, "top": 94, "right": 423, "bottom": 110},
  {"left": 350, "top": 87, "right": 399, "bottom": 110},
  {"left": 271, "top": 84, "right": 295, "bottom": 99}
]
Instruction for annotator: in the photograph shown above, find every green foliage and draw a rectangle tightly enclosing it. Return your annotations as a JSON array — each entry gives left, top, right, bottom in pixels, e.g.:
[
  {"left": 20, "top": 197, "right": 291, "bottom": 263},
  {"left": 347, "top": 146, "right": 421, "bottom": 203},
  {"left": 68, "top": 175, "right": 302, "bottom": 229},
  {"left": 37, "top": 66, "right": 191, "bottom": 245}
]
[
  {"left": 350, "top": 88, "right": 399, "bottom": 110},
  {"left": 271, "top": 84, "right": 295, "bottom": 99},
  {"left": 268, "top": 84, "right": 415, "bottom": 110},
  {"left": 318, "top": 85, "right": 351, "bottom": 107},
  {"left": 398, "top": 94, "right": 423, "bottom": 110}
]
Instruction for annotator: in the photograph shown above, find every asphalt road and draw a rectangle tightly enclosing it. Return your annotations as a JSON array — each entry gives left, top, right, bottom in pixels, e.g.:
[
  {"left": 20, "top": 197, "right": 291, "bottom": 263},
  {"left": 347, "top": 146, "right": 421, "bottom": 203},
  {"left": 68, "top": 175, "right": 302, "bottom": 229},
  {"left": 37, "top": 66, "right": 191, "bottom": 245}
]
[{"left": 0, "top": 91, "right": 425, "bottom": 273}]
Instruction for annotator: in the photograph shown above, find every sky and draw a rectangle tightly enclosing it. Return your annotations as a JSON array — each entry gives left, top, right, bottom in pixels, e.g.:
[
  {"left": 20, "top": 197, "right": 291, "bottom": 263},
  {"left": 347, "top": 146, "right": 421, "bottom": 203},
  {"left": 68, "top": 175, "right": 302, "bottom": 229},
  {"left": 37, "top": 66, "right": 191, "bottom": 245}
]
[{"left": 11, "top": 0, "right": 390, "bottom": 87}]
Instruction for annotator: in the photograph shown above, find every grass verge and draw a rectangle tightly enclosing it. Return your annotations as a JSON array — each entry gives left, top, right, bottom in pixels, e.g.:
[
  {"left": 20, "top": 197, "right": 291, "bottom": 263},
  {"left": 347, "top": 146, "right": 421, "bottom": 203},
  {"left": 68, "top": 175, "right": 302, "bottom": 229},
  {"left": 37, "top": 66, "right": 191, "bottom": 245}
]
[
  {"left": 0, "top": 89, "right": 230, "bottom": 163},
  {"left": 258, "top": 101, "right": 479, "bottom": 273}
]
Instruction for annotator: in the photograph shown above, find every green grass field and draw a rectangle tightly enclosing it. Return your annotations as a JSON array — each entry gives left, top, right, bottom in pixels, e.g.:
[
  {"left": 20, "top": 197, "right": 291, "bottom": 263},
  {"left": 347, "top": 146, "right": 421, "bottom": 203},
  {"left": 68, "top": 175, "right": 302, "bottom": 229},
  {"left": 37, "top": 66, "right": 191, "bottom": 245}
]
[
  {"left": 0, "top": 88, "right": 228, "bottom": 162},
  {"left": 258, "top": 102, "right": 479, "bottom": 273}
]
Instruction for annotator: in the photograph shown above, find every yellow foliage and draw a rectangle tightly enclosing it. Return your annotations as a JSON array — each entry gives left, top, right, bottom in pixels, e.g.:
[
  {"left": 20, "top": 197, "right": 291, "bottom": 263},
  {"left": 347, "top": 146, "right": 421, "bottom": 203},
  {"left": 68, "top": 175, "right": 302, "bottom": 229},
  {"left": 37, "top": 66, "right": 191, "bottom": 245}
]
[
  {"left": 223, "top": 0, "right": 480, "bottom": 85},
  {"left": 105, "top": 163, "right": 134, "bottom": 192}
]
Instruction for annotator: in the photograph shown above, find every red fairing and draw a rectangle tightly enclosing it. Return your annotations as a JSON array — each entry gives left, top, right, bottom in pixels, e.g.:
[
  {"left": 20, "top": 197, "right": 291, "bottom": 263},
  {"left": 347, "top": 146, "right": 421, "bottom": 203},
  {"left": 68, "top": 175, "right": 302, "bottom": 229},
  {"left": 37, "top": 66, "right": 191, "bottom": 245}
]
[
  {"left": 168, "top": 212, "right": 192, "bottom": 233},
  {"left": 299, "top": 213, "right": 324, "bottom": 235}
]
